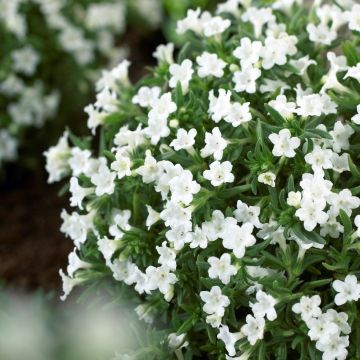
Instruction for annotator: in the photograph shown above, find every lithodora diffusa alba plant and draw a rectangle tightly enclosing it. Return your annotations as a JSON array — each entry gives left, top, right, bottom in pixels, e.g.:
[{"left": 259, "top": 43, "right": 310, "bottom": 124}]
[{"left": 46, "top": 0, "right": 360, "bottom": 359}]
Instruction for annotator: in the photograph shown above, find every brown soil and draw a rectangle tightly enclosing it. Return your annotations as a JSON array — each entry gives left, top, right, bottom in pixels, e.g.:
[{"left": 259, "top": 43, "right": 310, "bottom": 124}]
[{"left": 0, "top": 170, "right": 71, "bottom": 293}]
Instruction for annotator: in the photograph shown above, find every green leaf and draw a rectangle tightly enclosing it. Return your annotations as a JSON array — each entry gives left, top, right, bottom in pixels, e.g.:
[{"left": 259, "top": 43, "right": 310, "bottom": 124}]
[
  {"left": 177, "top": 42, "right": 191, "bottom": 63},
  {"left": 256, "top": 119, "right": 264, "bottom": 147},
  {"left": 264, "top": 104, "right": 285, "bottom": 125},
  {"left": 103, "top": 150, "right": 116, "bottom": 162},
  {"left": 175, "top": 81, "right": 184, "bottom": 107},
  {"left": 258, "top": 342, "right": 266, "bottom": 360},
  {"left": 177, "top": 315, "right": 195, "bottom": 335},
  {"left": 303, "top": 128, "right": 333, "bottom": 140},
  {"left": 349, "top": 156, "right": 360, "bottom": 179},
  {"left": 287, "top": 175, "right": 295, "bottom": 193},
  {"left": 339, "top": 209, "right": 352, "bottom": 242},
  {"left": 291, "top": 223, "right": 326, "bottom": 246},
  {"left": 342, "top": 40, "right": 360, "bottom": 66}
]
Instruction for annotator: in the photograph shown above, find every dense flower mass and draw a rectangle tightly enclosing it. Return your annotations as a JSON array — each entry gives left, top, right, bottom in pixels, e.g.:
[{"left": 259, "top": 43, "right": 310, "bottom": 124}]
[
  {"left": 0, "top": 0, "right": 162, "bottom": 166},
  {"left": 46, "top": 0, "right": 360, "bottom": 358}
]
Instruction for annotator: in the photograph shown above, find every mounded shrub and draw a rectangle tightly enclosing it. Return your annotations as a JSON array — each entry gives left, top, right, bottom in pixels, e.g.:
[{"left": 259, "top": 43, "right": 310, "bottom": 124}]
[{"left": 46, "top": 0, "right": 360, "bottom": 358}]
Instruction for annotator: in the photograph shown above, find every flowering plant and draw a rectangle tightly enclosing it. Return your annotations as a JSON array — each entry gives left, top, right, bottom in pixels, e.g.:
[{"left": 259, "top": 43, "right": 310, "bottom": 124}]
[
  {"left": 0, "top": 0, "right": 162, "bottom": 167},
  {"left": 46, "top": 0, "right": 360, "bottom": 358}
]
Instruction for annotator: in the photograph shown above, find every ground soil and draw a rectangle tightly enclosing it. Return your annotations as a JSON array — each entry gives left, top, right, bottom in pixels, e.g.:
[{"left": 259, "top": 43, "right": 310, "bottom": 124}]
[{"left": 0, "top": 168, "right": 71, "bottom": 292}]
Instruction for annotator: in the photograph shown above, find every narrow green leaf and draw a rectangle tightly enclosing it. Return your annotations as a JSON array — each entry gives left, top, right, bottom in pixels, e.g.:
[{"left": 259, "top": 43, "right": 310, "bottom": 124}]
[
  {"left": 292, "top": 223, "right": 326, "bottom": 245},
  {"left": 265, "top": 104, "right": 285, "bottom": 125}
]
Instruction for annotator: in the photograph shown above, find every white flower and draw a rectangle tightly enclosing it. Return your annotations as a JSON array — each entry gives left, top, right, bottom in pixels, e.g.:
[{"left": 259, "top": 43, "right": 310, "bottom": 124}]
[
  {"left": 328, "top": 189, "right": 360, "bottom": 216},
  {"left": 95, "top": 88, "right": 118, "bottom": 113},
  {"left": 200, "top": 286, "right": 230, "bottom": 316},
  {"left": 96, "top": 60, "right": 130, "bottom": 91},
  {"left": 91, "top": 164, "right": 116, "bottom": 196},
  {"left": 287, "top": 191, "right": 302, "bottom": 208},
  {"left": 217, "top": 325, "right": 242, "bottom": 357},
  {"left": 108, "top": 209, "right": 131, "bottom": 239},
  {"left": 160, "top": 201, "right": 192, "bottom": 229},
  {"left": 136, "top": 150, "right": 160, "bottom": 183},
  {"left": 12, "top": 46, "right": 39, "bottom": 75},
  {"left": 68, "top": 147, "right": 92, "bottom": 177},
  {"left": 269, "top": 129, "right": 301, "bottom": 158},
  {"left": 190, "top": 225, "right": 208, "bottom": 249},
  {"left": 241, "top": 315, "right": 265, "bottom": 345},
  {"left": 261, "top": 36, "right": 297, "bottom": 70},
  {"left": 0, "top": 130, "right": 17, "bottom": 163},
  {"left": 221, "top": 220, "right": 256, "bottom": 258},
  {"left": 146, "top": 205, "right": 161, "bottom": 229},
  {"left": 233, "top": 64, "right": 261, "bottom": 94},
  {"left": 299, "top": 170, "right": 333, "bottom": 201},
  {"left": 153, "top": 43, "right": 174, "bottom": 64},
  {"left": 98, "top": 237, "right": 122, "bottom": 265},
  {"left": 114, "top": 125, "right": 146, "bottom": 151},
  {"left": 307, "top": 314, "right": 339, "bottom": 343},
  {"left": 59, "top": 269, "right": 83, "bottom": 301},
  {"left": 307, "top": 23, "right": 336, "bottom": 45},
  {"left": 203, "top": 16, "right": 231, "bottom": 37},
  {"left": 168, "top": 333, "right": 188, "bottom": 349},
  {"left": 330, "top": 121, "right": 354, "bottom": 153},
  {"left": 166, "top": 224, "right": 192, "bottom": 250},
  {"left": 146, "top": 265, "right": 177, "bottom": 295},
  {"left": 111, "top": 151, "right": 132, "bottom": 179},
  {"left": 203, "top": 161, "right": 234, "bottom": 186},
  {"left": 132, "top": 86, "right": 161, "bottom": 108},
  {"left": 260, "top": 78, "right": 290, "bottom": 93},
  {"left": 233, "top": 37, "right": 262, "bottom": 66},
  {"left": 208, "top": 253, "right": 237, "bottom": 284},
  {"left": 176, "top": 8, "right": 203, "bottom": 35},
  {"left": 169, "top": 59, "right": 194, "bottom": 92},
  {"left": 258, "top": 172, "right": 276, "bottom": 187},
  {"left": 84, "top": 104, "right": 106, "bottom": 133},
  {"left": 233, "top": 200, "right": 262, "bottom": 228},
  {"left": 250, "top": 290, "right": 277, "bottom": 321},
  {"left": 44, "top": 132, "right": 71, "bottom": 183},
  {"left": 60, "top": 210, "right": 95, "bottom": 248},
  {"left": 333, "top": 274, "right": 360, "bottom": 306},
  {"left": 296, "top": 93, "right": 337, "bottom": 117},
  {"left": 324, "top": 309, "right": 351, "bottom": 335},
  {"left": 156, "top": 241, "right": 177, "bottom": 270},
  {"left": 170, "top": 128, "right": 197, "bottom": 151},
  {"left": 241, "top": 7, "right": 274, "bottom": 38},
  {"left": 169, "top": 170, "right": 201, "bottom": 205},
  {"left": 225, "top": 102, "right": 252, "bottom": 127},
  {"left": 148, "top": 92, "right": 177, "bottom": 121},
  {"left": 67, "top": 248, "right": 91, "bottom": 278},
  {"left": 292, "top": 295, "right": 322, "bottom": 322},
  {"left": 305, "top": 146, "right": 333, "bottom": 171},
  {"left": 351, "top": 105, "right": 360, "bottom": 125},
  {"left": 290, "top": 55, "right": 316, "bottom": 75},
  {"left": 196, "top": 52, "right": 227, "bottom": 78},
  {"left": 69, "top": 177, "right": 93, "bottom": 209},
  {"left": 268, "top": 95, "right": 296, "bottom": 119},
  {"left": 295, "top": 198, "right": 329, "bottom": 231},
  {"left": 200, "top": 127, "right": 227, "bottom": 160},
  {"left": 316, "top": 334, "right": 349, "bottom": 360},
  {"left": 208, "top": 89, "right": 232, "bottom": 123},
  {"left": 345, "top": 63, "right": 360, "bottom": 82},
  {"left": 355, "top": 215, "right": 360, "bottom": 237},
  {"left": 348, "top": 5, "right": 360, "bottom": 32},
  {"left": 216, "top": 0, "right": 243, "bottom": 16}
]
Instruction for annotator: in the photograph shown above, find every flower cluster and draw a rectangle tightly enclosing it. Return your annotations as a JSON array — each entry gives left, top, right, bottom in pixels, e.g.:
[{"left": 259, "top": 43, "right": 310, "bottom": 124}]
[
  {"left": 0, "top": 0, "right": 161, "bottom": 166},
  {"left": 46, "top": 0, "right": 360, "bottom": 358}
]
